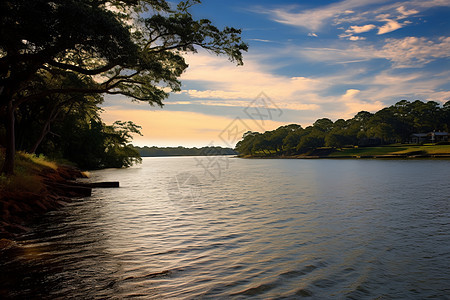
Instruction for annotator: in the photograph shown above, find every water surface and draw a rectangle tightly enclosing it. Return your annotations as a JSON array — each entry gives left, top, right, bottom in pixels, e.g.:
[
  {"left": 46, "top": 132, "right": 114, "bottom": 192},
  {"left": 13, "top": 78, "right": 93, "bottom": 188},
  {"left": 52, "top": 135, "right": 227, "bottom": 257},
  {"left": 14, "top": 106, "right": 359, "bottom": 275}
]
[{"left": 1, "top": 157, "right": 449, "bottom": 299}]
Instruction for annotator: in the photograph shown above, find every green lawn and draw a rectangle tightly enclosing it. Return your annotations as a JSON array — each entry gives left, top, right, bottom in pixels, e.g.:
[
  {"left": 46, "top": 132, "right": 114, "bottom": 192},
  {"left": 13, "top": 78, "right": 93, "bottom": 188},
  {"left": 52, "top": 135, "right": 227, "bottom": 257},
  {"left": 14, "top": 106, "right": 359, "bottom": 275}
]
[{"left": 329, "top": 144, "right": 450, "bottom": 157}]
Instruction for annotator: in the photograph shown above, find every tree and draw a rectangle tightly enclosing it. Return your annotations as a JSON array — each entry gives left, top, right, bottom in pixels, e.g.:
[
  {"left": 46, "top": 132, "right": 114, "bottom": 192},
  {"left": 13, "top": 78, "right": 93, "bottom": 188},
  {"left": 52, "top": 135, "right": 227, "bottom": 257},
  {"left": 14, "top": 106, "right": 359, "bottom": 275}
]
[
  {"left": 296, "top": 129, "right": 325, "bottom": 153},
  {"left": 0, "top": 0, "right": 247, "bottom": 174},
  {"left": 235, "top": 131, "right": 259, "bottom": 156},
  {"left": 313, "top": 118, "right": 334, "bottom": 132}
]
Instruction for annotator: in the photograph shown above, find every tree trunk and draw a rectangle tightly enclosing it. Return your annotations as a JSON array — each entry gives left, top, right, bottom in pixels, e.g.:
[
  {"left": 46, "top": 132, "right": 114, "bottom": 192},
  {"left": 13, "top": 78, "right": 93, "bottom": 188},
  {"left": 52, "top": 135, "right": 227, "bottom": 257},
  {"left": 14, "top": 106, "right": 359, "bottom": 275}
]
[
  {"left": 29, "top": 122, "right": 50, "bottom": 154},
  {"left": 2, "top": 100, "right": 15, "bottom": 175}
]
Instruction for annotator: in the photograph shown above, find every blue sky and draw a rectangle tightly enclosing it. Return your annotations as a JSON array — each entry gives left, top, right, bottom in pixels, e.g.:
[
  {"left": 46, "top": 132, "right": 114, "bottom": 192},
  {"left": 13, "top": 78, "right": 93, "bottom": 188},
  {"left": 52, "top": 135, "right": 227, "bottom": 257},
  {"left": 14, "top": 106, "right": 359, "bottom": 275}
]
[{"left": 102, "top": 0, "right": 450, "bottom": 147}]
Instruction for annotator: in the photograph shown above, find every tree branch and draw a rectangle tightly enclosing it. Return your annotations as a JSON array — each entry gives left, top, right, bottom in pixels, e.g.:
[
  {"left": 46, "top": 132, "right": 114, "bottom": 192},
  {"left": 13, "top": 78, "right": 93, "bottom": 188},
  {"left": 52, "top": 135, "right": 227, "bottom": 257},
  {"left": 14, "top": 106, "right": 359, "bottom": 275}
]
[{"left": 48, "top": 60, "right": 118, "bottom": 75}]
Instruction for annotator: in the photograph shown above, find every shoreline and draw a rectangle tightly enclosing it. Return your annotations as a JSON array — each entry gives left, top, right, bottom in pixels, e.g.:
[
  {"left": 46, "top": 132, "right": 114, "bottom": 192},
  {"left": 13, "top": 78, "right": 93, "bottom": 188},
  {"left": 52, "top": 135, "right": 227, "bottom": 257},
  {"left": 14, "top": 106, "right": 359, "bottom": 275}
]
[
  {"left": 237, "top": 144, "right": 450, "bottom": 160},
  {"left": 237, "top": 154, "right": 450, "bottom": 159},
  {"left": 0, "top": 164, "right": 90, "bottom": 243}
]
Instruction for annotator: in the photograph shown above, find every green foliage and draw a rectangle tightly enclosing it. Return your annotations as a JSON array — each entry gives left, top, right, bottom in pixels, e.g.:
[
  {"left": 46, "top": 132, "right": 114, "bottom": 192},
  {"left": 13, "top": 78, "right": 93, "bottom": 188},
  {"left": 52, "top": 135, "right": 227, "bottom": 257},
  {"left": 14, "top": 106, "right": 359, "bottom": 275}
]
[
  {"left": 57, "top": 119, "right": 143, "bottom": 169},
  {"left": 235, "top": 100, "right": 450, "bottom": 157}
]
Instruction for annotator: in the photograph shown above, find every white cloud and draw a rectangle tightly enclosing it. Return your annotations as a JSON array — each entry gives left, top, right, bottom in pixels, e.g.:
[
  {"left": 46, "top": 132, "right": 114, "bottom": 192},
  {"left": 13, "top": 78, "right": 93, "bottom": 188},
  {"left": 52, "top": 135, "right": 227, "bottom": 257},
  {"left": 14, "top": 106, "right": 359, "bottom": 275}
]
[
  {"left": 349, "top": 36, "right": 366, "bottom": 41},
  {"left": 347, "top": 24, "right": 376, "bottom": 34},
  {"left": 396, "top": 6, "right": 419, "bottom": 19},
  {"left": 377, "top": 19, "right": 403, "bottom": 34},
  {"left": 340, "top": 24, "right": 375, "bottom": 40}
]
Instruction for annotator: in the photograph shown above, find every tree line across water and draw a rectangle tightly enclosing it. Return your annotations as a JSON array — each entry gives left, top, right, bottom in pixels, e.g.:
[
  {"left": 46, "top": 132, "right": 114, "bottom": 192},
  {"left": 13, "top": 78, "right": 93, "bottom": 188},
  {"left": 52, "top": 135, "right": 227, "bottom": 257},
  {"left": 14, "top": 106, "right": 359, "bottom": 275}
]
[
  {"left": 135, "top": 146, "right": 236, "bottom": 157},
  {"left": 235, "top": 100, "right": 450, "bottom": 157}
]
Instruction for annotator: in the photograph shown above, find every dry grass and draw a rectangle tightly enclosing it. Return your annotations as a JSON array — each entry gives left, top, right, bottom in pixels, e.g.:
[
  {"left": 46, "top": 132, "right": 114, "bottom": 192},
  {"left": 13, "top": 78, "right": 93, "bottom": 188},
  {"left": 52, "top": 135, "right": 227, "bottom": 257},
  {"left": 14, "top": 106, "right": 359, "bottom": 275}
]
[{"left": 20, "top": 152, "right": 58, "bottom": 170}]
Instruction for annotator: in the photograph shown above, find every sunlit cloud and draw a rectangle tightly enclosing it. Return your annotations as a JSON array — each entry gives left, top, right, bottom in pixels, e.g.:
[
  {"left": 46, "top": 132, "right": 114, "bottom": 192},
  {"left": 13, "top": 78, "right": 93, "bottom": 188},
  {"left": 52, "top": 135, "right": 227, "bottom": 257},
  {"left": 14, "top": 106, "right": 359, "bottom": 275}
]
[
  {"left": 347, "top": 24, "right": 377, "bottom": 34},
  {"left": 175, "top": 52, "right": 394, "bottom": 121},
  {"left": 356, "top": 69, "right": 450, "bottom": 107},
  {"left": 396, "top": 6, "right": 419, "bottom": 19},
  {"left": 377, "top": 19, "right": 403, "bottom": 34},
  {"left": 339, "top": 24, "right": 375, "bottom": 40},
  {"left": 337, "top": 89, "right": 385, "bottom": 118},
  {"left": 180, "top": 52, "right": 324, "bottom": 109},
  {"left": 349, "top": 36, "right": 366, "bottom": 41}
]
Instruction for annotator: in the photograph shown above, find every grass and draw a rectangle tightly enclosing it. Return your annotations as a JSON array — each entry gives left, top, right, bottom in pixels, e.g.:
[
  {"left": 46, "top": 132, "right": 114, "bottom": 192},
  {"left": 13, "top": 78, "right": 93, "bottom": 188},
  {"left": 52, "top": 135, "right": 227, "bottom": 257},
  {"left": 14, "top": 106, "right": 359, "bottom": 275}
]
[
  {"left": 19, "top": 152, "right": 58, "bottom": 170},
  {"left": 329, "top": 144, "right": 450, "bottom": 157},
  {"left": 390, "top": 144, "right": 450, "bottom": 154},
  {"left": 0, "top": 150, "right": 58, "bottom": 194}
]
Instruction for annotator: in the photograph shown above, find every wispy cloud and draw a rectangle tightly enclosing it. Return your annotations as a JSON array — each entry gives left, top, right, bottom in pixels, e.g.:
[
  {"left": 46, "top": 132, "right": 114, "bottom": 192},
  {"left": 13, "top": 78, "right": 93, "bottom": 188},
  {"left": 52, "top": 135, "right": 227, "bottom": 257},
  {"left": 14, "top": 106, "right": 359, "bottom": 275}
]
[
  {"left": 396, "top": 6, "right": 419, "bottom": 19},
  {"left": 300, "top": 36, "right": 450, "bottom": 68},
  {"left": 179, "top": 52, "right": 324, "bottom": 110},
  {"left": 248, "top": 38, "right": 273, "bottom": 43},
  {"left": 257, "top": 0, "right": 449, "bottom": 39},
  {"left": 258, "top": 0, "right": 386, "bottom": 32},
  {"left": 382, "top": 36, "right": 450, "bottom": 67}
]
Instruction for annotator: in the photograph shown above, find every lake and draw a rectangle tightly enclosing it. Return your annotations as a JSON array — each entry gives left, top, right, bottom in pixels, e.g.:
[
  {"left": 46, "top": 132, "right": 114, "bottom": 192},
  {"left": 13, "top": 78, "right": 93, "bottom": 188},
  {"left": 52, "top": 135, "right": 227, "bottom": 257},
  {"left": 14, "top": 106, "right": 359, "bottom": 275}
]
[{"left": 1, "top": 157, "right": 449, "bottom": 299}]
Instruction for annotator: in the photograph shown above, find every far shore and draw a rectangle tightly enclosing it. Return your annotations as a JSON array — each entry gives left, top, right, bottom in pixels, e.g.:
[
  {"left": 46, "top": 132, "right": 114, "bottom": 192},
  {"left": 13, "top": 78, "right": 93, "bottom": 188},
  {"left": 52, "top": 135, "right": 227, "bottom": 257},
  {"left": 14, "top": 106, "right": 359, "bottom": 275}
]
[
  {"left": 238, "top": 154, "right": 450, "bottom": 159},
  {"left": 237, "top": 144, "right": 450, "bottom": 160}
]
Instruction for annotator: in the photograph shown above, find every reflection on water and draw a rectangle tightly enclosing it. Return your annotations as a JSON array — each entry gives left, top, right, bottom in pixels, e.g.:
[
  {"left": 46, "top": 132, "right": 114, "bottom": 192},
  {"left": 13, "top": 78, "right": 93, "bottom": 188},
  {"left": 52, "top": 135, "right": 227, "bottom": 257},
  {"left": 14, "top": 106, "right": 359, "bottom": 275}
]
[{"left": 1, "top": 157, "right": 450, "bottom": 299}]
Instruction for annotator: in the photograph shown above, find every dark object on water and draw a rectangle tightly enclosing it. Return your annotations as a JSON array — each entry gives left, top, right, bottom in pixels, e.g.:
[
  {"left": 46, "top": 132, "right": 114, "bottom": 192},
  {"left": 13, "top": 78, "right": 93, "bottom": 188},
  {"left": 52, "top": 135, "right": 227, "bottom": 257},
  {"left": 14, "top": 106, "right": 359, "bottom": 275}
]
[
  {"left": 89, "top": 182, "right": 119, "bottom": 188},
  {"left": 77, "top": 182, "right": 120, "bottom": 188}
]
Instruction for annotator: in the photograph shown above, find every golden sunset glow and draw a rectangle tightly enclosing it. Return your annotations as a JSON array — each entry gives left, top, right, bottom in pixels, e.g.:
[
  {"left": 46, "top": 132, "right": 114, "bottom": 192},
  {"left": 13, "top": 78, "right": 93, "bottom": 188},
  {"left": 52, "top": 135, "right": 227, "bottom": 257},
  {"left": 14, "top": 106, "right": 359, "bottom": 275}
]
[{"left": 101, "top": 107, "right": 286, "bottom": 147}]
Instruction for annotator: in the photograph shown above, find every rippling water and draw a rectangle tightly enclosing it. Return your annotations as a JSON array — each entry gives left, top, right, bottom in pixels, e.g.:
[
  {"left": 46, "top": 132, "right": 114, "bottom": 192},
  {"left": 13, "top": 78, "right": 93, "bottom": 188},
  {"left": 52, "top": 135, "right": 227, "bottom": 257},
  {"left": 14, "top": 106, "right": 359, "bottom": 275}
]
[{"left": 1, "top": 157, "right": 450, "bottom": 299}]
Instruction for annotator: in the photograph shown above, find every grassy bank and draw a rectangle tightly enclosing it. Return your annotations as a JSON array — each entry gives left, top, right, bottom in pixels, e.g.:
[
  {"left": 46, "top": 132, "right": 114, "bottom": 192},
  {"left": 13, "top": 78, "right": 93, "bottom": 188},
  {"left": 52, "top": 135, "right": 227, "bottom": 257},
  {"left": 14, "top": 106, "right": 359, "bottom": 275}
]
[
  {"left": 0, "top": 149, "right": 88, "bottom": 240},
  {"left": 328, "top": 144, "right": 450, "bottom": 157},
  {"left": 239, "top": 144, "right": 450, "bottom": 159}
]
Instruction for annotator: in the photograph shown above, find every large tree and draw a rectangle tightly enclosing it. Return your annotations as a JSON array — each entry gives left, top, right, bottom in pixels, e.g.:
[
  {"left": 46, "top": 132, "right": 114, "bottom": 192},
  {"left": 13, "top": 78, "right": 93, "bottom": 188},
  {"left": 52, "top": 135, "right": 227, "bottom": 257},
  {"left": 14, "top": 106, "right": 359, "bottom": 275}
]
[{"left": 0, "top": 0, "right": 247, "bottom": 174}]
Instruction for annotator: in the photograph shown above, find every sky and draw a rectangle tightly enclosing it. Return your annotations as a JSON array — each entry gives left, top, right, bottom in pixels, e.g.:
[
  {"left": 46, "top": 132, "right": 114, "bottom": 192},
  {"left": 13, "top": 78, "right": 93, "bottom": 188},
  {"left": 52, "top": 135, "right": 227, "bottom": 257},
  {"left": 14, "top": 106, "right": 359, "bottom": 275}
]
[{"left": 101, "top": 0, "right": 450, "bottom": 147}]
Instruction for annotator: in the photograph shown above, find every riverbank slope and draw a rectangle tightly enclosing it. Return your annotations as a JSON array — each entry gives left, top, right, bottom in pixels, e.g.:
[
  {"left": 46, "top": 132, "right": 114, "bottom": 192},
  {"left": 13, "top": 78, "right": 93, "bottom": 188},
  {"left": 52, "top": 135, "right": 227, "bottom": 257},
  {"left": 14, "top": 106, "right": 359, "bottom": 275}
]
[{"left": 0, "top": 151, "right": 89, "bottom": 241}]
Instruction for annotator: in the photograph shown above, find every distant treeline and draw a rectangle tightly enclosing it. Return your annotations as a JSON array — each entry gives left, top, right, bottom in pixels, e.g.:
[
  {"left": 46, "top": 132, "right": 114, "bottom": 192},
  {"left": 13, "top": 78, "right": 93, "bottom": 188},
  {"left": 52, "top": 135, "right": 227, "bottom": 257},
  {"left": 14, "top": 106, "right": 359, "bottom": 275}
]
[
  {"left": 135, "top": 146, "right": 237, "bottom": 157},
  {"left": 235, "top": 100, "right": 450, "bottom": 156}
]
